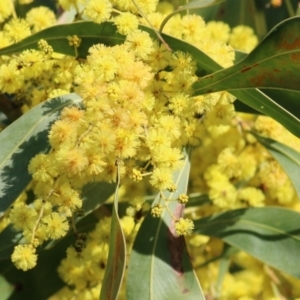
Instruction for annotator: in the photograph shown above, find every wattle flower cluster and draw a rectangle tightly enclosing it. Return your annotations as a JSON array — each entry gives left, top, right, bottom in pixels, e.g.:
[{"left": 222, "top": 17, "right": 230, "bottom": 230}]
[{"left": 2, "top": 0, "right": 300, "bottom": 299}]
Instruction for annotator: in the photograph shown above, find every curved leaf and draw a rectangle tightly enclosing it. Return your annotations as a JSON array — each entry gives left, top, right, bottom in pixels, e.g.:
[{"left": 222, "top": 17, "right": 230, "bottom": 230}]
[
  {"left": 253, "top": 133, "right": 300, "bottom": 198},
  {"left": 231, "top": 89, "right": 300, "bottom": 139},
  {"left": 100, "top": 161, "right": 126, "bottom": 300},
  {"left": 194, "top": 207, "right": 300, "bottom": 278},
  {"left": 0, "top": 275, "right": 13, "bottom": 300},
  {"left": 261, "top": 89, "right": 300, "bottom": 120},
  {"left": 0, "top": 93, "right": 82, "bottom": 214},
  {"left": 127, "top": 149, "right": 204, "bottom": 300},
  {"left": 178, "top": 0, "right": 224, "bottom": 10},
  {"left": 193, "top": 16, "right": 300, "bottom": 94},
  {"left": 81, "top": 182, "right": 115, "bottom": 215}
]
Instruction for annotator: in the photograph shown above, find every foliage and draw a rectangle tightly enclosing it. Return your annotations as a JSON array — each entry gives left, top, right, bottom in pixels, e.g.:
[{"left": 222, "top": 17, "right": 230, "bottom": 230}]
[{"left": 1, "top": 0, "right": 300, "bottom": 299}]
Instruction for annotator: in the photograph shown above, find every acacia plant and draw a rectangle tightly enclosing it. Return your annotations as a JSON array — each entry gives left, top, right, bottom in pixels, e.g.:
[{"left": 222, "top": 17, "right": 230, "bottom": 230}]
[{"left": 1, "top": 0, "right": 300, "bottom": 299}]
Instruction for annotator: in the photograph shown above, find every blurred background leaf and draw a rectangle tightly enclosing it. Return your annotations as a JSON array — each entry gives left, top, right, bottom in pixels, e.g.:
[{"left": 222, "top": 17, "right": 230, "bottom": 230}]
[{"left": 194, "top": 207, "right": 300, "bottom": 278}]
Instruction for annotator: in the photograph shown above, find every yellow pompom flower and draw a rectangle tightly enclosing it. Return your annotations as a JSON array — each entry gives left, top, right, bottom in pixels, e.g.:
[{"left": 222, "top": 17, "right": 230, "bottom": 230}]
[
  {"left": 26, "top": 7, "right": 56, "bottom": 32},
  {"left": 181, "top": 14, "right": 206, "bottom": 43},
  {"left": 178, "top": 194, "right": 189, "bottom": 204},
  {"left": 10, "top": 203, "right": 37, "bottom": 231},
  {"left": 209, "top": 180, "right": 238, "bottom": 209},
  {"left": 48, "top": 120, "right": 78, "bottom": 149},
  {"left": 238, "top": 187, "right": 265, "bottom": 207},
  {"left": 150, "top": 168, "right": 174, "bottom": 190},
  {"left": 28, "top": 153, "right": 58, "bottom": 183},
  {"left": 217, "top": 147, "right": 241, "bottom": 179},
  {"left": 114, "top": 12, "right": 139, "bottom": 35},
  {"left": 120, "top": 216, "right": 135, "bottom": 237},
  {"left": 229, "top": 25, "right": 259, "bottom": 53},
  {"left": 84, "top": 0, "right": 112, "bottom": 24},
  {"left": 11, "top": 244, "right": 37, "bottom": 271},
  {"left": 60, "top": 106, "right": 85, "bottom": 124},
  {"left": 0, "top": 0, "right": 13, "bottom": 23},
  {"left": 50, "top": 183, "right": 82, "bottom": 216},
  {"left": 0, "top": 62, "right": 24, "bottom": 94},
  {"left": 3, "top": 18, "right": 31, "bottom": 42},
  {"left": 151, "top": 203, "right": 164, "bottom": 217},
  {"left": 175, "top": 218, "right": 194, "bottom": 236},
  {"left": 205, "top": 21, "right": 230, "bottom": 43},
  {"left": 42, "top": 212, "right": 69, "bottom": 239},
  {"left": 125, "top": 30, "right": 154, "bottom": 60}
]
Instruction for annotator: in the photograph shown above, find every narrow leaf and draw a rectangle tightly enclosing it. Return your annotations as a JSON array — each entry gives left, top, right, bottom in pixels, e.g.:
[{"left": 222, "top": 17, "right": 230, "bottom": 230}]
[
  {"left": 261, "top": 89, "right": 300, "bottom": 120},
  {"left": 0, "top": 225, "right": 22, "bottom": 261},
  {"left": 81, "top": 182, "right": 115, "bottom": 215},
  {"left": 193, "top": 16, "right": 300, "bottom": 94},
  {"left": 194, "top": 207, "right": 300, "bottom": 278},
  {"left": 0, "top": 275, "right": 13, "bottom": 300},
  {"left": 215, "top": 257, "right": 230, "bottom": 294},
  {"left": 0, "top": 93, "right": 82, "bottom": 214},
  {"left": 127, "top": 149, "right": 204, "bottom": 300},
  {"left": 253, "top": 133, "right": 300, "bottom": 198},
  {"left": 178, "top": 0, "right": 225, "bottom": 10},
  {"left": 230, "top": 89, "right": 300, "bottom": 139},
  {"left": 100, "top": 160, "right": 126, "bottom": 300}
]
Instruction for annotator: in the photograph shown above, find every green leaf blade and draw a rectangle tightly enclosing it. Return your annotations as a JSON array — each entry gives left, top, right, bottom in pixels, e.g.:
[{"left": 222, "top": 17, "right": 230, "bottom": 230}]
[
  {"left": 100, "top": 164, "right": 126, "bottom": 300},
  {"left": 253, "top": 133, "right": 300, "bottom": 198},
  {"left": 194, "top": 207, "right": 300, "bottom": 278},
  {"left": 127, "top": 150, "right": 205, "bottom": 300},
  {"left": 178, "top": 0, "right": 224, "bottom": 10},
  {"left": 0, "top": 93, "right": 82, "bottom": 213},
  {"left": 231, "top": 89, "right": 300, "bottom": 139},
  {"left": 193, "top": 16, "right": 300, "bottom": 94}
]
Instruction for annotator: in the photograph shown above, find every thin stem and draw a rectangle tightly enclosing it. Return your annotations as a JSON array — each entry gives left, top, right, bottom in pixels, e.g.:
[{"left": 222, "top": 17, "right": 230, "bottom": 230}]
[
  {"left": 131, "top": 0, "right": 172, "bottom": 51},
  {"left": 76, "top": 124, "right": 93, "bottom": 147},
  {"left": 141, "top": 171, "right": 152, "bottom": 177},
  {"left": 10, "top": 0, "right": 17, "bottom": 19},
  {"left": 164, "top": 203, "right": 177, "bottom": 221},
  {"left": 71, "top": 213, "right": 78, "bottom": 235},
  {"left": 284, "top": 0, "right": 295, "bottom": 17},
  {"left": 142, "top": 160, "right": 151, "bottom": 171},
  {"left": 159, "top": 9, "right": 181, "bottom": 33},
  {"left": 30, "top": 202, "right": 46, "bottom": 244}
]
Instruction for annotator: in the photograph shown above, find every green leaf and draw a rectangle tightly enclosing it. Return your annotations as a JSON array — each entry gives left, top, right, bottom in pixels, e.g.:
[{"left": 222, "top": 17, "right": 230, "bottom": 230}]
[
  {"left": 194, "top": 207, "right": 300, "bottom": 278},
  {"left": 261, "top": 89, "right": 300, "bottom": 120},
  {"left": 81, "top": 182, "right": 115, "bottom": 215},
  {"left": 127, "top": 149, "right": 204, "bottom": 300},
  {"left": 193, "top": 16, "right": 300, "bottom": 94},
  {"left": 0, "top": 275, "right": 13, "bottom": 300},
  {"left": 0, "top": 226, "right": 22, "bottom": 261},
  {"left": 100, "top": 161, "right": 126, "bottom": 300},
  {"left": 231, "top": 89, "right": 300, "bottom": 139},
  {"left": 252, "top": 133, "right": 300, "bottom": 198},
  {"left": 215, "top": 255, "right": 230, "bottom": 294},
  {"left": 178, "top": 0, "right": 224, "bottom": 10},
  {"left": 0, "top": 93, "right": 82, "bottom": 214}
]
